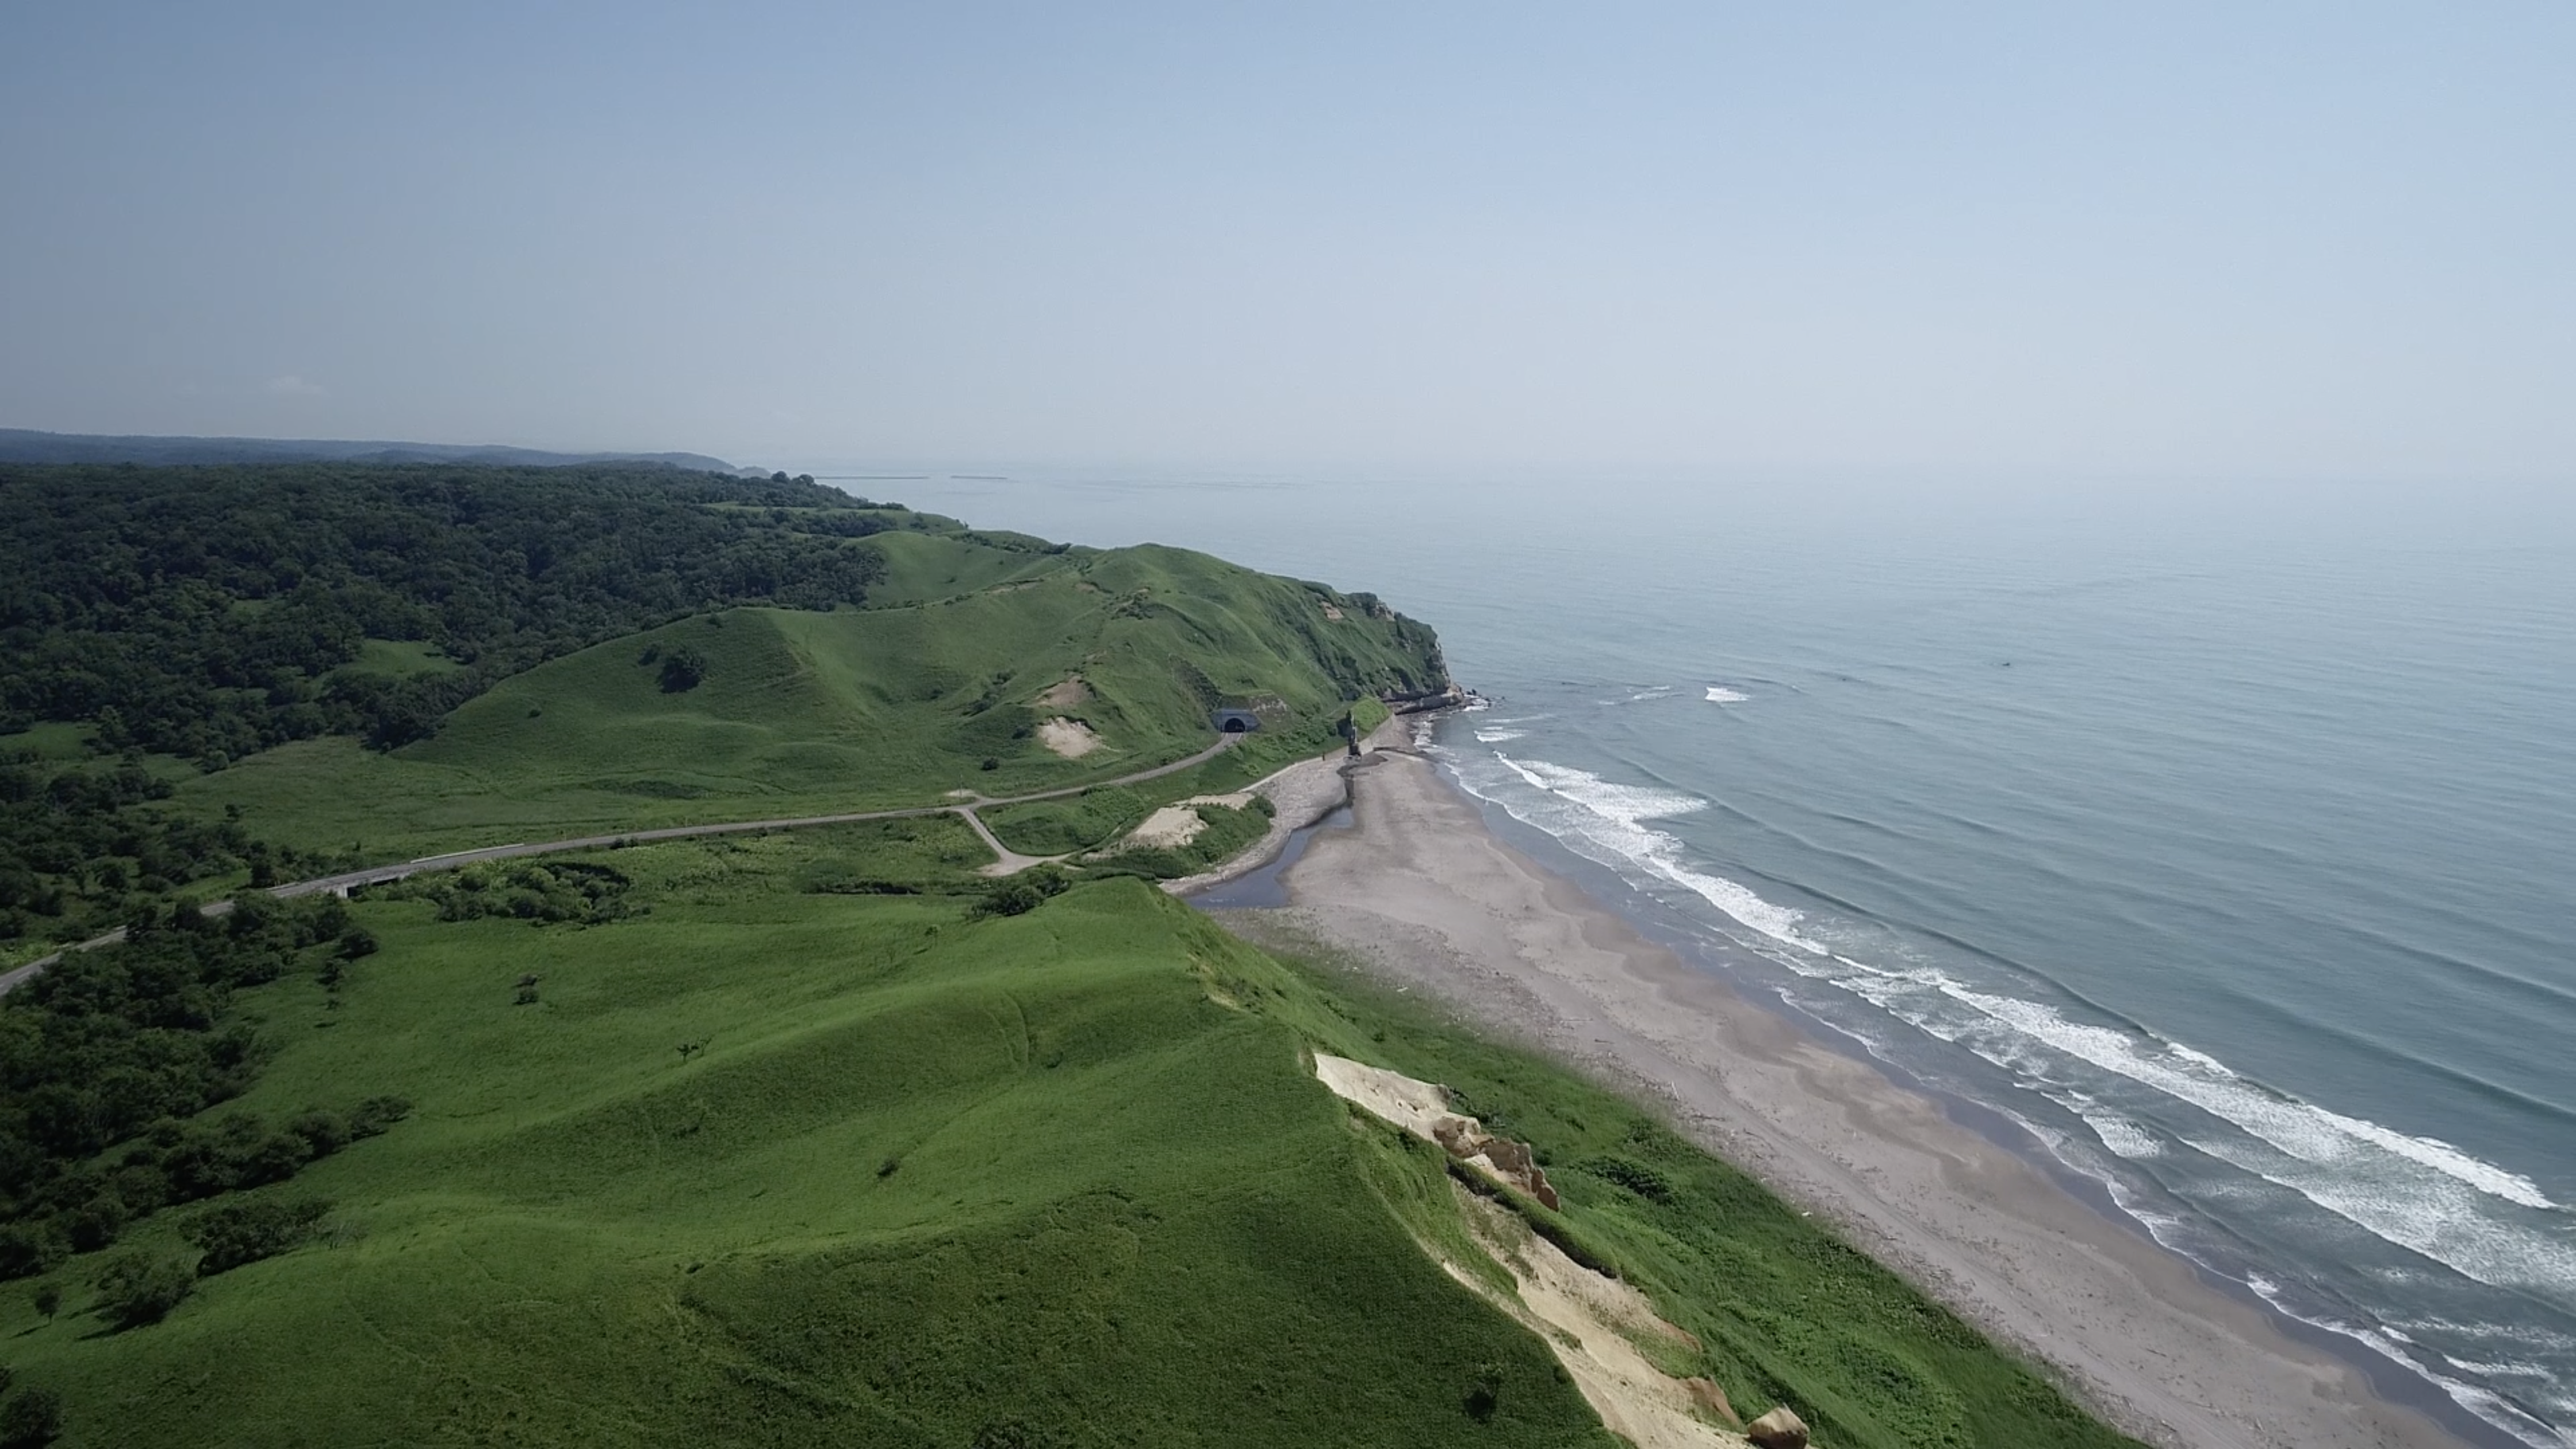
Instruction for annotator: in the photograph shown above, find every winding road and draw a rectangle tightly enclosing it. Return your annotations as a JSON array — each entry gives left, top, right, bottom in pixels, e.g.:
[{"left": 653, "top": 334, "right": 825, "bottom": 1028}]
[{"left": 0, "top": 733, "right": 1244, "bottom": 997}]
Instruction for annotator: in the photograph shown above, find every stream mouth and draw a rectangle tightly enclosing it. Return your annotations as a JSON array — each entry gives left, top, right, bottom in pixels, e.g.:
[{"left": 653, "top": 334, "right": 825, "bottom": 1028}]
[{"left": 1184, "top": 804, "right": 1354, "bottom": 910}]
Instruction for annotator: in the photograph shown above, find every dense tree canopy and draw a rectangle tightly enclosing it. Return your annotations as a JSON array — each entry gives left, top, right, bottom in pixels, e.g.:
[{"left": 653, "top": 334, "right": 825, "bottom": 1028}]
[
  {"left": 0, "top": 462, "right": 901, "bottom": 761},
  {"left": 0, "top": 756, "right": 358, "bottom": 947},
  {"left": 0, "top": 897, "right": 408, "bottom": 1275}
]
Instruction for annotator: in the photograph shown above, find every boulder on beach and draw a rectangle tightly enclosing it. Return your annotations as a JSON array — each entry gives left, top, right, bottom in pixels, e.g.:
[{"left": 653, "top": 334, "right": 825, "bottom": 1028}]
[{"left": 1747, "top": 1405, "right": 1808, "bottom": 1448}]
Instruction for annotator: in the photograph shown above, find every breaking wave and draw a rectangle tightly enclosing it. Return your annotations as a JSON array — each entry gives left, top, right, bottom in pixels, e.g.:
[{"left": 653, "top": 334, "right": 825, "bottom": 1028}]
[{"left": 1433, "top": 737, "right": 2576, "bottom": 1446}]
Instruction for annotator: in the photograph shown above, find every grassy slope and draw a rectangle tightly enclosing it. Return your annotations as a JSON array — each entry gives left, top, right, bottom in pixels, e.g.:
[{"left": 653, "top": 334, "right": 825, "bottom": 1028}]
[
  {"left": 1262, "top": 950, "right": 2140, "bottom": 1449},
  {"left": 9, "top": 823, "right": 2137, "bottom": 1449},
  {"left": 9, "top": 505, "right": 2140, "bottom": 1447},
  {"left": 7, "top": 833, "right": 1619, "bottom": 1448},
  {"left": 179, "top": 540, "right": 1437, "bottom": 859}
]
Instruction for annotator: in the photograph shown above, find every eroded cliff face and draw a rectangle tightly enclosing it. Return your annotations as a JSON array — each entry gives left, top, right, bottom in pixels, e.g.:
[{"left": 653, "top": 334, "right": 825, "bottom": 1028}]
[{"left": 1311, "top": 1051, "right": 1755, "bottom": 1448}]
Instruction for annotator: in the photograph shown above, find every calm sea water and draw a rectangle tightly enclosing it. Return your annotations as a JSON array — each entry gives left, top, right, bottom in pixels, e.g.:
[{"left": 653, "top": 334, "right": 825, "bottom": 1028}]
[{"left": 797, "top": 466, "right": 2576, "bottom": 1447}]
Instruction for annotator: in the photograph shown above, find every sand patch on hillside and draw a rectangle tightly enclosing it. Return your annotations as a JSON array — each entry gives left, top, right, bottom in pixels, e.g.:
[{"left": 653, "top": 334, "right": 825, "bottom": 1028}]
[
  {"left": 1034, "top": 676, "right": 1090, "bottom": 709},
  {"left": 1313, "top": 1053, "right": 1455, "bottom": 1137},
  {"left": 1128, "top": 805, "right": 1209, "bottom": 849},
  {"left": 1117, "top": 793, "right": 1258, "bottom": 850},
  {"left": 1036, "top": 717, "right": 1102, "bottom": 758},
  {"left": 1310, "top": 1053, "right": 1742, "bottom": 1448},
  {"left": 1450, "top": 1192, "right": 1745, "bottom": 1449}
]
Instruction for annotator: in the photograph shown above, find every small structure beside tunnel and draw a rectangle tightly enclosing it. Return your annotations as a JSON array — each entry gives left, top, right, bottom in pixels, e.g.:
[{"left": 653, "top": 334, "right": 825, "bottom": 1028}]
[{"left": 1210, "top": 708, "right": 1263, "bottom": 734}]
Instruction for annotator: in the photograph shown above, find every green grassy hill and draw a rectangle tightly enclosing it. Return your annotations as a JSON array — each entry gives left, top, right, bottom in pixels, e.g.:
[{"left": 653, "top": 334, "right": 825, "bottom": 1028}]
[
  {"left": 179, "top": 540, "right": 1440, "bottom": 859},
  {"left": 4, "top": 836, "right": 1615, "bottom": 1447},
  {"left": 2, "top": 830, "right": 2132, "bottom": 1449},
  {"left": 0, "top": 467, "right": 2138, "bottom": 1449}
]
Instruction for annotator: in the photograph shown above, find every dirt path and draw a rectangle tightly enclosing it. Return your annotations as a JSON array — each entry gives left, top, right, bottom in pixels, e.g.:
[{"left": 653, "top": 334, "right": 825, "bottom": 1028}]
[
  {"left": 952, "top": 805, "right": 1063, "bottom": 878},
  {"left": 0, "top": 733, "right": 1243, "bottom": 996}
]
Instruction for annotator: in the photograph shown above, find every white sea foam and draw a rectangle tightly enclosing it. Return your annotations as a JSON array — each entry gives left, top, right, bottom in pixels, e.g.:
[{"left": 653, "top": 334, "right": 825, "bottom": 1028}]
[
  {"left": 1474, "top": 729, "right": 1526, "bottom": 743},
  {"left": 2248, "top": 1278, "right": 2576, "bottom": 1447},
  {"left": 2451, "top": 1358, "right": 2565, "bottom": 1383},
  {"left": 2078, "top": 1105, "right": 2164, "bottom": 1160},
  {"left": 1483, "top": 753, "right": 1833, "bottom": 955},
  {"left": 1705, "top": 686, "right": 1750, "bottom": 703},
  {"left": 1945, "top": 987, "right": 2554, "bottom": 1202},
  {"left": 1433, "top": 742, "right": 2576, "bottom": 1429},
  {"left": 1816, "top": 944, "right": 2564, "bottom": 1259},
  {"left": 2014, "top": 1110, "right": 2205, "bottom": 1256},
  {"left": 2319, "top": 1106, "right": 2550, "bottom": 1208},
  {"left": 1628, "top": 686, "right": 1677, "bottom": 702}
]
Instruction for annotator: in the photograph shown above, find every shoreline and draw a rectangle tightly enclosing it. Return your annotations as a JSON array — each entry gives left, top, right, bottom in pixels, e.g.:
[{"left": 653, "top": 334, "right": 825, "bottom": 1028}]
[
  {"left": 1217, "top": 741, "right": 2476, "bottom": 1449},
  {"left": 1162, "top": 716, "right": 1421, "bottom": 897}
]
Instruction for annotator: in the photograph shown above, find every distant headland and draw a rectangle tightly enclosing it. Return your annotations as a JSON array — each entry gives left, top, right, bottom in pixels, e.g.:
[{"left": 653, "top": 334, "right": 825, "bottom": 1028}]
[{"left": 0, "top": 427, "right": 739, "bottom": 473}]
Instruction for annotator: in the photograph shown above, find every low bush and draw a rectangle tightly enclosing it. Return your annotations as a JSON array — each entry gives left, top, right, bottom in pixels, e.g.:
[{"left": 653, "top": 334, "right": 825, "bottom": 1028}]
[
  {"left": 91, "top": 1249, "right": 193, "bottom": 1329},
  {"left": 372, "top": 860, "right": 638, "bottom": 926},
  {"left": 1578, "top": 1154, "right": 1675, "bottom": 1202},
  {"left": 0, "top": 1385, "right": 62, "bottom": 1448},
  {"left": 186, "top": 1195, "right": 330, "bottom": 1274},
  {"left": 971, "top": 865, "right": 1071, "bottom": 918}
]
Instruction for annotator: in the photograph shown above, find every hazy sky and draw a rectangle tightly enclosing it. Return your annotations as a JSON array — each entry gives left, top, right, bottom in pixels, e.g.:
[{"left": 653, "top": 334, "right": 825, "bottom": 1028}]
[{"left": 4, "top": 4, "right": 2571, "bottom": 480}]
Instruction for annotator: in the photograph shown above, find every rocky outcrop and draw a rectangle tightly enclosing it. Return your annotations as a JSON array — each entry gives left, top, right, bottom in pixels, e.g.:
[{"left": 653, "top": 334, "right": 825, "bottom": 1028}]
[
  {"left": 1381, "top": 684, "right": 1468, "bottom": 714},
  {"left": 1309, "top": 1053, "right": 1559, "bottom": 1209},
  {"left": 1747, "top": 1405, "right": 1808, "bottom": 1448},
  {"left": 1432, "top": 1115, "right": 1561, "bottom": 1210},
  {"left": 1682, "top": 1378, "right": 1740, "bottom": 1427}
]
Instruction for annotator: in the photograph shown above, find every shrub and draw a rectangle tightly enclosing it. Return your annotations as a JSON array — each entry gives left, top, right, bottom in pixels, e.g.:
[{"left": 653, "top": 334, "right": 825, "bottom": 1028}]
[
  {"left": 288, "top": 1109, "right": 349, "bottom": 1157},
  {"left": 970, "top": 866, "right": 1070, "bottom": 919},
  {"left": 1463, "top": 1362, "right": 1505, "bottom": 1422},
  {"left": 658, "top": 646, "right": 707, "bottom": 693},
  {"left": 60, "top": 1196, "right": 127, "bottom": 1254},
  {"left": 0, "top": 1229, "right": 61, "bottom": 1282},
  {"left": 0, "top": 1386, "right": 62, "bottom": 1448},
  {"left": 186, "top": 1196, "right": 329, "bottom": 1275},
  {"left": 91, "top": 1250, "right": 193, "bottom": 1329},
  {"left": 347, "top": 1096, "right": 413, "bottom": 1139},
  {"left": 1580, "top": 1154, "right": 1675, "bottom": 1202},
  {"left": 385, "top": 860, "right": 635, "bottom": 926}
]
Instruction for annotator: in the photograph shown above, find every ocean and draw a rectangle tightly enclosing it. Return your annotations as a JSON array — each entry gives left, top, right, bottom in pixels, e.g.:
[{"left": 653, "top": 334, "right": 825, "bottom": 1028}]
[{"left": 798, "top": 466, "right": 2576, "bottom": 1447}]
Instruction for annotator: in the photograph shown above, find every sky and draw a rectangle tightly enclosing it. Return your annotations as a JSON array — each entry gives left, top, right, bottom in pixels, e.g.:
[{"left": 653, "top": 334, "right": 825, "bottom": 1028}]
[{"left": 2, "top": 3, "right": 2571, "bottom": 481}]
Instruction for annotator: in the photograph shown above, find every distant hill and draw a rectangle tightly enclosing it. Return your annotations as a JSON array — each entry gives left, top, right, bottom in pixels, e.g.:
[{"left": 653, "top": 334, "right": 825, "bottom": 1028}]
[{"left": 0, "top": 427, "right": 738, "bottom": 472}]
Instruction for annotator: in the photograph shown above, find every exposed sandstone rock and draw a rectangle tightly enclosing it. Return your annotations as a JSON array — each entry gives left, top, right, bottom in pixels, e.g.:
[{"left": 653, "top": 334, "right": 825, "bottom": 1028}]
[
  {"left": 1431, "top": 1116, "right": 1560, "bottom": 1209},
  {"left": 1683, "top": 1378, "right": 1739, "bottom": 1427},
  {"left": 1747, "top": 1405, "right": 1808, "bottom": 1448}
]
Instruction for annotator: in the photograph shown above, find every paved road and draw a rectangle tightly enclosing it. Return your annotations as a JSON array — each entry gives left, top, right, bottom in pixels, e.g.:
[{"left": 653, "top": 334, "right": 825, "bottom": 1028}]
[{"left": 0, "top": 734, "right": 1242, "bottom": 996}]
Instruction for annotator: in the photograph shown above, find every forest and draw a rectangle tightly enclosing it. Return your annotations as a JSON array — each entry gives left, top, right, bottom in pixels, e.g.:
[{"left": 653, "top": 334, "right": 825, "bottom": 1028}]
[
  {"left": 0, "top": 461, "right": 926, "bottom": 948},
  {"left": 0, "top": 462, "right": 904, "bottom": 762},
  {"left": 0, "top": 757, "right": 357, "bottom": 949},
  {"left": 0, "top": 896, "right": 407, "bottom": 1283}
]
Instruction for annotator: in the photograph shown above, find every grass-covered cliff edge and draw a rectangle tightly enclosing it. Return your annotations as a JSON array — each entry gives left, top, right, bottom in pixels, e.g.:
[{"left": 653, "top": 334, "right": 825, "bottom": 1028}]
[{"left": 0, "top": 463, "right": 2136, "bottom": 1448}]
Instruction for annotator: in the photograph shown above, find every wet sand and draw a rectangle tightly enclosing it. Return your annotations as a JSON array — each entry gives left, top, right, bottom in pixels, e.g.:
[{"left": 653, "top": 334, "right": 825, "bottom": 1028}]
[{"left": 1222, "top": 746, "right": 2465, "bottom": 1449}]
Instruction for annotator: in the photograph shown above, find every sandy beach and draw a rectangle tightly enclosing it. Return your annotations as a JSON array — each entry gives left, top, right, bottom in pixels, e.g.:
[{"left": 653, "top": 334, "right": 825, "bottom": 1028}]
[{"left": 1217, "top": 743, "right": 2468, "bottom": 1449}]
